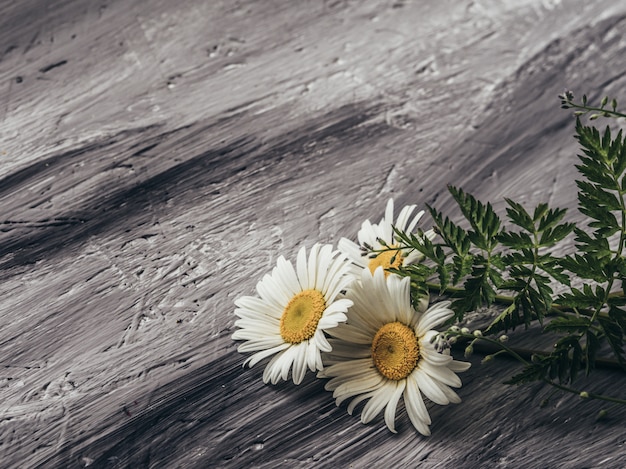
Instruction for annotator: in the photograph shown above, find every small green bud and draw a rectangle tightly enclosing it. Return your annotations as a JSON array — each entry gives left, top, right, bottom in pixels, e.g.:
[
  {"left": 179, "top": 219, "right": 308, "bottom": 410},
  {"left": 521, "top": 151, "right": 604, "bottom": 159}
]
[
  {"left": 464, "top": 345, "right": 473, "bottom": 359},
  {"left": 499, "top": 334, "right": 509, "bottom": 343},
  {"left": 601, "top": 95, "right": 608, "bottom": 107},
  {"left": 449, "top": 326, "right": 460, "bottom": 333},
  {"left": 573, "top": 111, "right": 584, "bottom": 116},
  {"left": 579, "top": 391, "right": 590, "bottom": 399},
  {"left": 611, "top": 98, "right": 617, "bottom": 110},
  {"left": 597, "top": 409, "right": 608, "bottom": 421},
  {"left": 481, "top": 355, "right": 493, "bottom": 364},
  {"left": 461, "top": 327, "right": 470, "bottom": 335},
  {"left": 448, "top": 336, "right": 457, "bottom": 345},
  {"left": 473, "top": 330, "right": 483, "bottom": 338},
  {"left": 590, "top": 113, "right": 599, "bottom": 120}
]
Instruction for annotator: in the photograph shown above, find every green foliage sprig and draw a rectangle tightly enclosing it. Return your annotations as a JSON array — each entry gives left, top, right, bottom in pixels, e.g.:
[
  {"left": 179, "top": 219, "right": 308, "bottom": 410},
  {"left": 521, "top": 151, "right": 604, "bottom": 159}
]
[{"left": 368, "top": 91, "right": 626, "bottom": 407}]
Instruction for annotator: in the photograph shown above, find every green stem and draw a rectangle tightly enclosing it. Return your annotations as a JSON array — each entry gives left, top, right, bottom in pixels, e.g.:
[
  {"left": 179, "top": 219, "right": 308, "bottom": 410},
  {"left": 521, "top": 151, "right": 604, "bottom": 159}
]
[
  {"left": 454, "top": 333, "right": 626, "bottom": 404},
  {"left": 565, "top": 101, "right": 626, "bottom": 119},
  {"left": 544, "top": 380, "right": 626, "bottom": 405},
  {"left": 464, "top": 338, "right": 623, "bottom": 370},
  {"left": 427, "top": 281, "right": 613, "bottom": 320}
]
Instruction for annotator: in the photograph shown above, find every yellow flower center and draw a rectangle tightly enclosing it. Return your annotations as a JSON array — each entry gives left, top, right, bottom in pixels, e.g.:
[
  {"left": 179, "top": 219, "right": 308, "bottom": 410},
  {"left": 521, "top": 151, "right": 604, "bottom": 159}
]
[
  {"left": 368, "top": 247, "right": 403, "bottom": 277},
  {"left": 371, "top": 321, "right": 420, "bottom": 380},
  {"left": 280, "top": 289, "right": 327, "bottom": 344}
]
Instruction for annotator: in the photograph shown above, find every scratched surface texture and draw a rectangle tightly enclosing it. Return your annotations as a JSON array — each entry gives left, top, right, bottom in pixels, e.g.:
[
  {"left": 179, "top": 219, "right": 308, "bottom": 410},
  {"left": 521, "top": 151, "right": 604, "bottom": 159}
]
[{"left": 1, "top": 0, "right": 626, "bottom": 468}]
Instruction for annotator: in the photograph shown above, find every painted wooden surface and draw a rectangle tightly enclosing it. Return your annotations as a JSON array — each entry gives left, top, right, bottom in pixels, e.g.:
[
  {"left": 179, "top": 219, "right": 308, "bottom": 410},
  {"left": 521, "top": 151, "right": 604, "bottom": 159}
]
[{"left": 1, "top": 0, "right": 625, "bottom": 467}]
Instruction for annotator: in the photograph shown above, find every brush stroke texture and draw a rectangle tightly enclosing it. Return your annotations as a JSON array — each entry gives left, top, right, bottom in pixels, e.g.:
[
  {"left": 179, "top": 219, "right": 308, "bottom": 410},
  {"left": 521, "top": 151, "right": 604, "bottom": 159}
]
[{"left": 1, "top": 0, "right": 625, "bottom": 467}]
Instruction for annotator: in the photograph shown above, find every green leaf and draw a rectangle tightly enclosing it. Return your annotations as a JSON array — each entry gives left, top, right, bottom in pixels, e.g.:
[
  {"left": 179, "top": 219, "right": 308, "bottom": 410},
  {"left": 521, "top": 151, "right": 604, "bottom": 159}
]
[
  {"left": 498, "top": 230, "right": 533, "bottom": 249},
  {"left": 538, "top": 222, "right": 575, "bottom": 246},
  {"left": 585, "top": 329, "right": 600, "bottom": 375},
  {"left": 504, "top": 198, "right": 534, "bottom": 232},
  {"left": 448, "top": 186, "right": 501, "bottom": 251},
  {"left": 599, "top": 309, "right": 626, "bottom": 371},
  {"left": 537, "top": 207, "right": 567, "bottom": 231},
  {"left": 544, "top": 316, "right": 591, "bottom": 333},
  {"left": 505, "top": 362, "right": 546, "bottom": 385}
]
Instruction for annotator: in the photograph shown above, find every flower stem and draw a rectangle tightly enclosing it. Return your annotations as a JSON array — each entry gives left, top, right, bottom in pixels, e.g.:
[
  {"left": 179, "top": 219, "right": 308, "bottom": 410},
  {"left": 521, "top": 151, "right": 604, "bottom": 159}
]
[{"left": 544, "top": 380, "right": 626, "bottom": 405}]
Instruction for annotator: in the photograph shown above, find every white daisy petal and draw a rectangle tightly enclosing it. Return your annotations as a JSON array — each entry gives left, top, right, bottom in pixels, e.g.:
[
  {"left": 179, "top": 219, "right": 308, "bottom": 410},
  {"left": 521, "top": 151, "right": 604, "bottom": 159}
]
[
  {"left": 419, "top": 360, "right": 462, "bottom": 388},
  {"left": 414, "top": 371, "right": 450, "bottom": 405},
  {"left": 234, "top": 296, "right": 281, "bottom": 319},
  {"left": 421, "top": 347, "right": 454, "bottom": 366},
  {"left": 307, "top": 338, "right": 320, "bottom": 371},
  {"left": 388, "top": 274, "right": 412, "bottom": 325},
  {"left": 313, "top": 202, "right": 469, "bottom": 434},
  {"left": 324, "top": 340, "right": 371, "bottom": 359},
  {"left": 323, "top": 258, "right": 354, "bottom": 303},
  {"left": 434, "top": 380, "right": 462, "bottom": 404},
  {"left": 233, "top": 243, "right": 354, "bottom": 384},
  {"left": 317, "top": 312, "right": 347, "bottom": 330},
  {"left": 406, "top": 373, "right": 431, "bottom": 425},
  {"left": 357, "top": 219, "right": 378, "bottom": 247},
  {"left": 338, "top": 237, "right": 365, "bottom": 270},
  {"left": 291, "top": 343, "right": 308, "bottom": 385},
  {"left": 384, "top": 380, "right": 406, "bottom": 433},
  {"left": 314, "top": 244, "right": 334, "bottom": 292},
  {"left": 322, "top": 358, "right": 374, "bottom": 379},
  {"left": 275, "top": 256, "right": 301, "bottom": 297},
  {"left": 234, "top": 318, "right": 279, "bottom": 335},
  {"left": 262, "top": 352, "right": 282, "bottom": 384},
  {"left": 256, "top": 274, "right": 288, "bottom": 311},
  {"left": 406, "top": 209, "right": 425, "bottom": 234},
  {"left": 313, "top": 329, "right": 332, "bottom": 353},
  {"left": 307, "top": 243, "right": 321, "bottom": 291},
  {"left": 361, "top": 381, "right": 394, "bottom": 424},
  {"left": 334, "top": 372, "right": 385, "bottom": 406},
  {"left": 416, "top": 301, "right": 454, "bottom": 336},
  {"left": 245, "top": 343, "right": 290, "bottom": 368},
  {"left": 448, "top": 360, "right": 472, "bottom": 373},
  {"left": 347, "top": 391, "right": 375, "bottom": 415},
  {"left": 296, "top": 245, "right": 309, "bottom": 289},
  {"left": 395, "top": 204, "right": 416, "bottom": 232},
  {"left": 405, "top": 383, "right": 432, "bottom": 436},
  {"left": 237, "top": 336, "right": 284, "bottom": 352},
  {"left": 381, "top": 199, "right": 394, "bottom": 241}
]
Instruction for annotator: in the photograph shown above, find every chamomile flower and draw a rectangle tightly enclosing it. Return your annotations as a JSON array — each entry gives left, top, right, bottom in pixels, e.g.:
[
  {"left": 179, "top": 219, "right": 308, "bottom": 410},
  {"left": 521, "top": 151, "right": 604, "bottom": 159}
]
[
  {"left": 232, "top": 244, "right": 354, "bottom": 385},
  {"left": 338, "top": 199, "right": 435, "bottom": 277},
  {"left": 318, "top": 267, "right": 470, "bottom": 435}
]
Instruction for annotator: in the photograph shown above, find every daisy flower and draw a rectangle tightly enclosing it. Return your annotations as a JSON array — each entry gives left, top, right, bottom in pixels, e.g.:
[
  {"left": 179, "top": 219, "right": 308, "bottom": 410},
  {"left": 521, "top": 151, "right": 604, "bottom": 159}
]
[
  {"left": 232, "top": 244, "right": 354, "bottom": 385},
  {"left": 318, "top": 267, "right": 470, "bottom": 435},
  {"left": 338, "top": 199, "right": 436, "bottom": 277}
]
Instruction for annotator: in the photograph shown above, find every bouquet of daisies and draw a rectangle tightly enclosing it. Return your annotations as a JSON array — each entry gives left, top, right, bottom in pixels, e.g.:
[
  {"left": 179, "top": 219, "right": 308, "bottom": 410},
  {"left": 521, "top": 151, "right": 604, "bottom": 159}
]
[
  {"left": 233, "top": 200, "right": 470, "bottom": 436},
  {"left": 233, "top": 92, "right": 626, "bottom": 435}
]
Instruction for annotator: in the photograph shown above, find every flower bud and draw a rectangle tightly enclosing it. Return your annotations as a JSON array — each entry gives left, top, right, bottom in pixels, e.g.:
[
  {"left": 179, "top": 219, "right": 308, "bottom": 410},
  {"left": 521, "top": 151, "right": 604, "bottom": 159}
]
[
  {"left": 579, "top": 391, "right": 590, "bottom": 399},
  {"left": 499, "top": 334, "right": 509, "bottom": 343},
  {"left": 481, "top": 355, "right": 493, "bottom": 364},
  {"left": 449, "top": 326, "right": 460, "bottom": 333},
  {"left": 461, "top": 327, "right": 470, "bottom": 335},
  {"left": 473, "top": 330, "right": 483, "bottom": 338},
  {"left": 464, "top": 345, "right": 473, "bottom": 358},
  {"left": 597, "top": 409, "right": 608, "bottom": 420}
]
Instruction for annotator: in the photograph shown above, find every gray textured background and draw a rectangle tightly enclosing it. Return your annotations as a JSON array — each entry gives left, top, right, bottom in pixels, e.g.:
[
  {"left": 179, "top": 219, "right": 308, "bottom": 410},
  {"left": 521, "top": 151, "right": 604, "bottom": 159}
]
[{"left": 1, "top": 0, "right": 625, "bottom": 467}]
